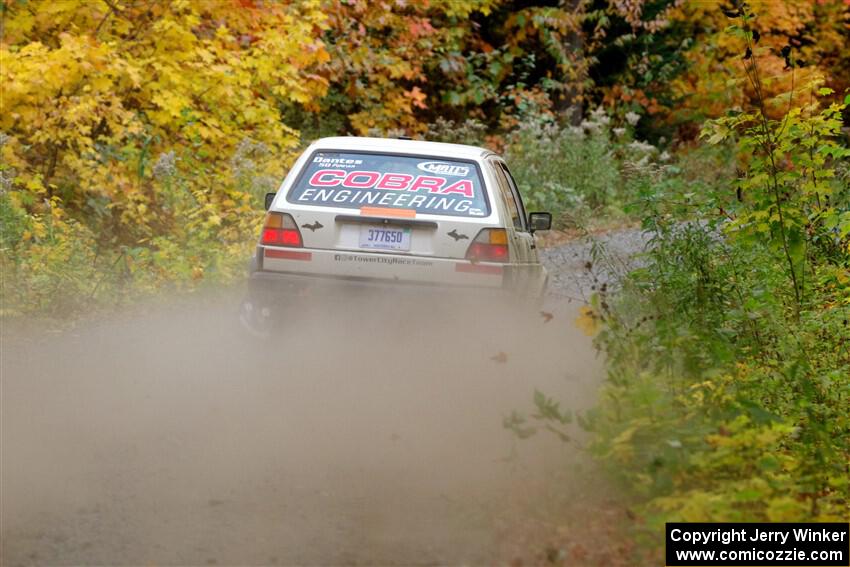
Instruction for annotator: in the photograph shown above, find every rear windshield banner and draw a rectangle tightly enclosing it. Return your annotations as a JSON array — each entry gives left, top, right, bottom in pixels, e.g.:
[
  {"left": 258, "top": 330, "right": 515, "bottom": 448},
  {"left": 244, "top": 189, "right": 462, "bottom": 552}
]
[{"left": 286, "top": 152, "right": 490, "bottom": 218}]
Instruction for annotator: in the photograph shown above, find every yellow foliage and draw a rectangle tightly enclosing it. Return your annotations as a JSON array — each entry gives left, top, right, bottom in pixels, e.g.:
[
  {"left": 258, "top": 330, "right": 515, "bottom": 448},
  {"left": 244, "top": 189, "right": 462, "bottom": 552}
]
[
  {"left": 1, "top": 0, "right": 329, "bottom": 196},
  {"left": 575, "top": 305, "right": 601, "bottom": 336},
  {"left": 1, "top": 0, "right": 330, "bottom": 313},
  {"left": 667, "top": 0, "right": 847, "bottom": 123}
]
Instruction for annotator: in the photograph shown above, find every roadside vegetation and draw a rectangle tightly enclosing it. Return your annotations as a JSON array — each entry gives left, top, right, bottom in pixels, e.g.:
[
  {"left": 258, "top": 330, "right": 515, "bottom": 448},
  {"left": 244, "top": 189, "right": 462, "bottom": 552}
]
[
  {"left": 511, "top": 4, "right": 850, "bottom": 558},
  {"left": 1, "top": 0, "right": 848, "bottom": 556},
  {"left": 591, "top": 81, "right": 849, "bottom": 527}
]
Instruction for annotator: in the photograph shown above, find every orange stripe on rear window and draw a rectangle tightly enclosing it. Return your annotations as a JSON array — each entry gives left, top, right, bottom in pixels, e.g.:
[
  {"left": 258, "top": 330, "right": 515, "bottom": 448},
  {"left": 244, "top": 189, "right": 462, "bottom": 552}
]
[{"left": 360, "top": 207, "right": 417, "bottom": 218}]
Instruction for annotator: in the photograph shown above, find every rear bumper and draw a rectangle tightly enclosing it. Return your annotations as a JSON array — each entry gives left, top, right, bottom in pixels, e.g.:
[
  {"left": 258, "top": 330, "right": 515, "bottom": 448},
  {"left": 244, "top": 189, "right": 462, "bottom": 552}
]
[
  {"left": 258, "top": 244, "right": 508, "bottom": 286},
  {"left": 247, "top": 268, "right": 511, "bottom": 300},
  {"left": 240, "top": 264, "right": 524, "bottom": 337},
  {"left": 245, "top": 243, "right": 549, "bottom": 310}
]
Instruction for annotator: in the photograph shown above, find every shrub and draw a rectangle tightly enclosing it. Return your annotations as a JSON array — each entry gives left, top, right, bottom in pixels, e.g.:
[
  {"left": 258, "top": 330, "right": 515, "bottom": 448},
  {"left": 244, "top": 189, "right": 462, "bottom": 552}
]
[
  {"left": 580, "top": 8, "right": 850, "bottom": 543},
  {"left": 511, "top": 10, "right": 850, "bottom": 549},
  {"left": 1, "top": 142, "right": 264, "bottom": 316}
]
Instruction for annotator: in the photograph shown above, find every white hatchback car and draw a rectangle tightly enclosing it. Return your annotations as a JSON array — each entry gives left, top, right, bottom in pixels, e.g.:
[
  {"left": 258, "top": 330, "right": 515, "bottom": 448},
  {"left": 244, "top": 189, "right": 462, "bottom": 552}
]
[{"left": 243, "top": 136, "right": 551, "bottom": 328}]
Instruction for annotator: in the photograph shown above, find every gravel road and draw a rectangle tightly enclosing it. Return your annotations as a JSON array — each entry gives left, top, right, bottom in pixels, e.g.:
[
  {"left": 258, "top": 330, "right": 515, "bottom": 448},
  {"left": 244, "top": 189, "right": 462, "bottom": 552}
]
[
  {"left": 1, "top": 231, "right": 643, "bottom": 566},
  {"left": 540, "top": 228, "right": 650, "bottom": 298}
]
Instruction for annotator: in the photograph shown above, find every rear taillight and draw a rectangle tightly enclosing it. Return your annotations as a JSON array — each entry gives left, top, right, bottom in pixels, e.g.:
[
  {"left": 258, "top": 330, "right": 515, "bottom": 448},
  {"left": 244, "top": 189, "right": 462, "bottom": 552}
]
[
  {"left": 465, "top": 228, "right": 509, "bottom": 263},
  {"left": 260, "top": 212, "right": 302, "bottom": 247}
]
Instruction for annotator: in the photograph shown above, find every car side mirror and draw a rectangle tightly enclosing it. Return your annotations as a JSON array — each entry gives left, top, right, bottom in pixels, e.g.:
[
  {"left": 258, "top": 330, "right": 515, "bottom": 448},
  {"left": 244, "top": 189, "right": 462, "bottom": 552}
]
[
  {"left": 528, "top": 212, "right": 552, "bottom": 232},
  {"left": 264, "top": 193, "right": 276, "bottom": 211}
]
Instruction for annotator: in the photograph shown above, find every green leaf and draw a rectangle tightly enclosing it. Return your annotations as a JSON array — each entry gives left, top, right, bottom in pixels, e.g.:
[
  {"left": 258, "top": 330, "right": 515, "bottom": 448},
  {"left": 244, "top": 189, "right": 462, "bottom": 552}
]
[{"left": 734, "top": 488, "right": 764, "bottom": 502}]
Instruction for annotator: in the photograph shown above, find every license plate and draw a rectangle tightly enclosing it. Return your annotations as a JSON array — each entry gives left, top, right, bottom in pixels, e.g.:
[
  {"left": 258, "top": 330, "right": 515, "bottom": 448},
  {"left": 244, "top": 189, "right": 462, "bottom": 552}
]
[{"left": 359, "top": 225, "right": 411, "bottom": 251}]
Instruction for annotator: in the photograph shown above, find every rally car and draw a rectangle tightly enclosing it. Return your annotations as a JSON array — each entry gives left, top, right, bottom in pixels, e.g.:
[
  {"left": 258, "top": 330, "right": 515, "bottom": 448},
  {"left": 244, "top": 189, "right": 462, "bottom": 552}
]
[{"left": 241, "top": 136, "right": 551, "bottom": 332}]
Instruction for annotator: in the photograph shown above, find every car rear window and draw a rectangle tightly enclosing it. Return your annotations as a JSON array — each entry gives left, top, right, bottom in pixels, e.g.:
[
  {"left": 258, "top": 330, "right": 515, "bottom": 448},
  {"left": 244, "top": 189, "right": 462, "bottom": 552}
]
[{"left": 286, "top": 151, "right": 490, "bottom": 218}]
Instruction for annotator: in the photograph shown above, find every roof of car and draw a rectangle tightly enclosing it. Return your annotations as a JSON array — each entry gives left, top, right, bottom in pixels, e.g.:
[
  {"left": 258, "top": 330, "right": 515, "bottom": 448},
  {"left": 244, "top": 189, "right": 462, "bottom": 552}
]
[{"left": 308, "top": 136, "right": 494, "bottom": 160}]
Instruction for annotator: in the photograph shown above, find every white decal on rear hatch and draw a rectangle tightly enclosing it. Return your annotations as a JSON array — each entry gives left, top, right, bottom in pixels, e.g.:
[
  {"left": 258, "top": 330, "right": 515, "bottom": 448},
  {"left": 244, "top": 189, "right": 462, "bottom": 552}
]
[
  {"left": 416, "top": 161, "right": 470, "bottom": 177},
  {"left": 333, "top": 253, "right": 433, "bottom": 267},
  {"left": 312, "top": 156, "right": 363, "bottom": 168}
]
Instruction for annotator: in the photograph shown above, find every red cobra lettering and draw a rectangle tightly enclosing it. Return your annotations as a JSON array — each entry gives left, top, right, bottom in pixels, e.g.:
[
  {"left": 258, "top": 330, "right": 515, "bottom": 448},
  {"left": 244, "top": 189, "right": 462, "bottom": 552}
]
[
  {"left": 343, "top": 171, "right": 381, "bottom": 188},
  {"left": 309, "top": 169, "right": 345, "bottom": 187},
  {"left": 409, "top": 176, "right": 446, "bottom": 193},
  {"left": 441, "top": 179, "right": 474, "bottom": 197},
  {"left": 375, "top": 173, "right": 413, "bottom": 190}
]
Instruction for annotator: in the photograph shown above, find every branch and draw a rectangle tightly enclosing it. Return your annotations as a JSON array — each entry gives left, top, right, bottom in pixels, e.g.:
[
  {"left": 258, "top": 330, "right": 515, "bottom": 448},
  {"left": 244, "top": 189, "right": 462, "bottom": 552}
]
[{"left": 94, "top": 0, "right": 122, "bottom": 38}]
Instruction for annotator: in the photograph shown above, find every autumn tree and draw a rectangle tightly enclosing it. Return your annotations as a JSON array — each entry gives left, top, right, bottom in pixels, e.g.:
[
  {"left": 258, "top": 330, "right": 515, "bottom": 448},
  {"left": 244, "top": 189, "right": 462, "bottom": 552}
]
[{"left": 1, "top": 0, "right": 330, "bottom": 310}]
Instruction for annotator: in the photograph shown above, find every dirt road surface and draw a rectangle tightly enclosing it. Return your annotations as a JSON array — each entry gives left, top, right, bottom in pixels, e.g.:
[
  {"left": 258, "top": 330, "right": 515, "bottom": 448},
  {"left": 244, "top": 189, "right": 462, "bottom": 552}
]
[{"left": 2, "top": 236, "right": 639, "bottom": 566}]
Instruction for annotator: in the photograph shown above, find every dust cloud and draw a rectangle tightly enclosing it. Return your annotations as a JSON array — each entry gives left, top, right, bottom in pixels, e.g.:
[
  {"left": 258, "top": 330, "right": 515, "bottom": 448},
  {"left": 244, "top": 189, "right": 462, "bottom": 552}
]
[{"left": 2, "top": 284, "right": 604, "bottom": 565}]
